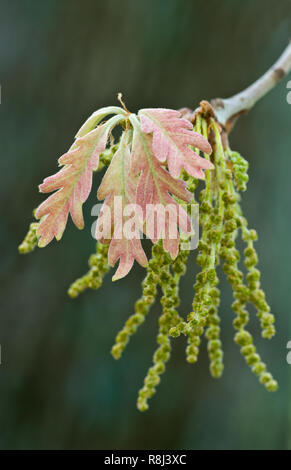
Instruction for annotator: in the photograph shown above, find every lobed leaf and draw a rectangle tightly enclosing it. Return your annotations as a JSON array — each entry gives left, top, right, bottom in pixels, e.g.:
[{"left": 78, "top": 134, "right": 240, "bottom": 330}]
[
  {"left": 130, "top": 114, "right": 192, "bottom": 259},
  {"left": 35, "top": 114, "right": 124, "bottom": 247},
  {"left": 96, "top": 131, "right": 147, "bottom": 281},
  {"left": 139, "top": 108, "right": 213, "bottom": 178}
]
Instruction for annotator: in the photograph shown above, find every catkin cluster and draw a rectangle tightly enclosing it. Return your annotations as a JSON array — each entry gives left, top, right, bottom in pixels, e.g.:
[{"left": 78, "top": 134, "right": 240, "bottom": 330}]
[
  {"left": 19, "top": 111, "right": 277, "bottom": 411},
  {"left": 110, "top": 113, "right": 277, "bottom": 409},
  {"left": 63, "top": 113, "right": 279, "bottom": 405}
]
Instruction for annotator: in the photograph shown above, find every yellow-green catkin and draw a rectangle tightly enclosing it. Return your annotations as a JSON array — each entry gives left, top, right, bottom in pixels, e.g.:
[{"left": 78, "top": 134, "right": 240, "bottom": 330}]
[
  {"left": 99, "top": 144, "right": 118, "bottom": 170},
  {"left": 221, "top": 216, "right": 278, "bottom": 391},
  {"left": 18, "top": 222, "right": 39, "bottom": 254},
  {"left": 111, "top": 242, "right": 163, "bottom": 360},
  {"left": 240, "top": 216, "right": 275, "bottom": 339},
  {"left": 137, "top": 246, "right": 189, "bottom": 411},
  {"left": 181, "top": 118, "right": 225, "bottom": 377},
  {"left": 68, "top": 242, "right": 109, "bottom": 298},
  {"left": 220, "top": 143, "right": 278, "bottom": 392},
  {"left": 226, "top": 150, "right": 249, "bottom": 192}
]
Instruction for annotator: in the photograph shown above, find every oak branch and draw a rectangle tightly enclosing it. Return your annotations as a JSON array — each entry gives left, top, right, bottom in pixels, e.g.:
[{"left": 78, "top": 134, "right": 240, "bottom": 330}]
[{"left": 211, "top": 41, "right": 291, "bottom": 129}]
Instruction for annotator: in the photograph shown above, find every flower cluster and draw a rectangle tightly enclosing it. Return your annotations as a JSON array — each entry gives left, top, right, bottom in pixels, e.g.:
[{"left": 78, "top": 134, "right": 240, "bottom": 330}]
[
  {"left": 19, "top": 100, "right": 278, "bottom": 410},
  {"left": 18, "top": 222, "right": 39, "bottom": 254},
  {"left": 68, "top": 242, "right": 109, "bottom": 298}
]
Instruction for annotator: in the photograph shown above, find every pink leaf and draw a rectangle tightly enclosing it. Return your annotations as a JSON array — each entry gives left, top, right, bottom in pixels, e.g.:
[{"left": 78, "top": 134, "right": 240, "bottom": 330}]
[
  {"left": 96, "top": 132, "right": 147, "bottom": 281},
  {"left": 139, "top": 108, "right": 213, "bottom": 178},
  {"left": 35, "top": 114, "right": 124, "bottom": 247},
  {"left": 130, "top": 114, "right": 192, "bottom": 259}
]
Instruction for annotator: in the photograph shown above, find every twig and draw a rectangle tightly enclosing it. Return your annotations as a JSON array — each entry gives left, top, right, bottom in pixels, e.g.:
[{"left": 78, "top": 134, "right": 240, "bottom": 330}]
[{"left": 211, "top": 41, "right": 291, "bottom": 130}]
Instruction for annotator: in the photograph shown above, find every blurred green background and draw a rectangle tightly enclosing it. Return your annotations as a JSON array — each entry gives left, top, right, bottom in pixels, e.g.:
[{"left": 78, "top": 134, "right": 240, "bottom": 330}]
[{"left": 0, "top": 0, "right": 291, "bottom": 450}]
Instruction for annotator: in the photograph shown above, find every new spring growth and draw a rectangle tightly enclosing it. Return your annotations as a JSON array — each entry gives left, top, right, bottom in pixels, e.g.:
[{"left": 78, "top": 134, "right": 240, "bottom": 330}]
[{"left": 19, "top": 96, "right": 278, "bottom": 411}]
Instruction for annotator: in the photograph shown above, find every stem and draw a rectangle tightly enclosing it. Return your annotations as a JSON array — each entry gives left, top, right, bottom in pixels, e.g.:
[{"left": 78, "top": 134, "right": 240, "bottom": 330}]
[{"left": 211, "top": 41, "right": 291, "bottom": 129}]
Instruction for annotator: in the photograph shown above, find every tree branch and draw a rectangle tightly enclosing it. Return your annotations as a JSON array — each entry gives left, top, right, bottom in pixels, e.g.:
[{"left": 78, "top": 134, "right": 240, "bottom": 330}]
[{"left": 211, "top": 41, "right": 291, "bottom": 130}]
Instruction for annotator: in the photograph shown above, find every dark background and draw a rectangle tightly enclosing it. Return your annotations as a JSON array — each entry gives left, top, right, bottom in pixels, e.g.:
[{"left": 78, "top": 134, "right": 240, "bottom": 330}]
[{"left": 0, "top": 0, "right": 291, "bottom": 450}]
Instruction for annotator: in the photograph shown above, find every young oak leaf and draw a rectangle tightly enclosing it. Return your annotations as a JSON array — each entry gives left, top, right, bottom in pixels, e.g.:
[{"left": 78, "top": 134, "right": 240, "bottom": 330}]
[
  {"left": 76, "top": 106, "right": 127, "bottom": 138},
  {"left": 96, "top": 132, "right": 147, "bottom": 281},
  {"left": 139, "top": 108, "right": 213, "bottom": 179},
  {"left": 129, "top": 114, "right": 192, "bottom": 259},
  {"left": 35, "top": 114, "right": 124, "bottom": 247}
]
